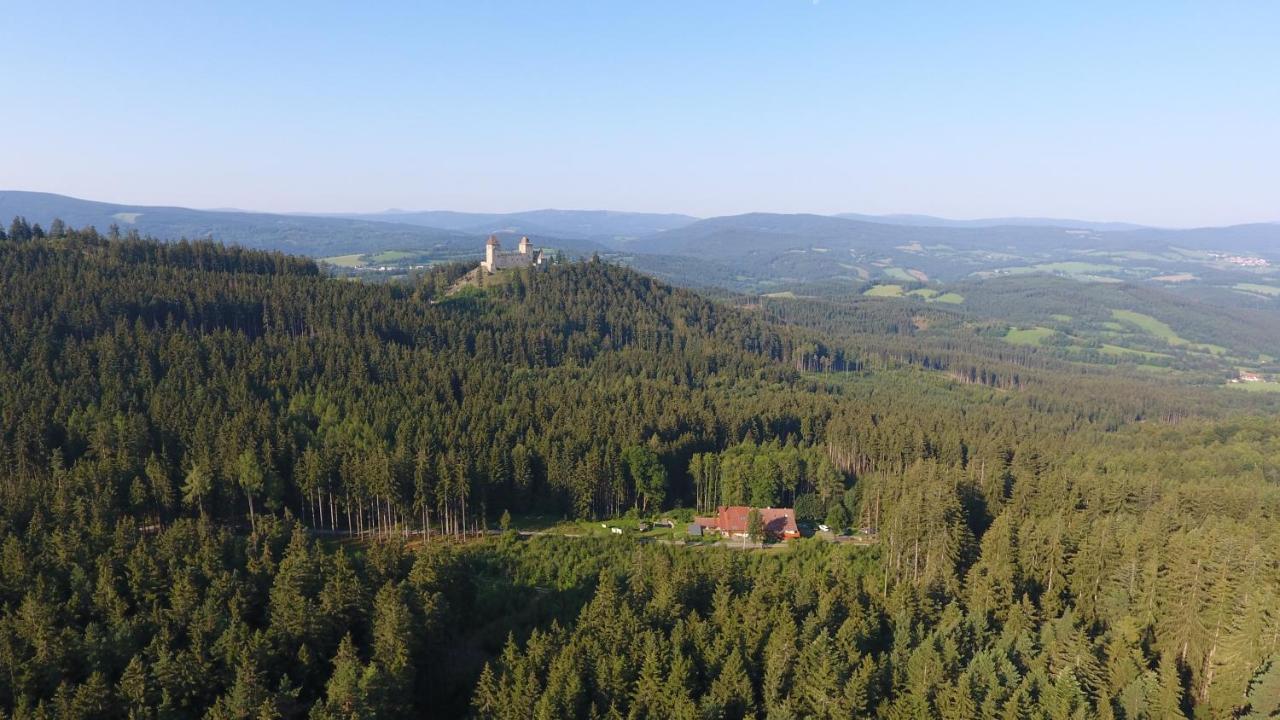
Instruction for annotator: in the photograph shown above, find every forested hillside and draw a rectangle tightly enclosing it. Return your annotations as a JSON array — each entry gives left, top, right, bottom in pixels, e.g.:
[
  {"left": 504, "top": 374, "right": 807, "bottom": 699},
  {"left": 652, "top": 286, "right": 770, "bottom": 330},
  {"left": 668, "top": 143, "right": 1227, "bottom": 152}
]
[
  {"left": 0, "top": 225, "right": 1278, "bottom": 718},
  {"left": 0, "top": 192, "right": 490, "bottom": 257}
]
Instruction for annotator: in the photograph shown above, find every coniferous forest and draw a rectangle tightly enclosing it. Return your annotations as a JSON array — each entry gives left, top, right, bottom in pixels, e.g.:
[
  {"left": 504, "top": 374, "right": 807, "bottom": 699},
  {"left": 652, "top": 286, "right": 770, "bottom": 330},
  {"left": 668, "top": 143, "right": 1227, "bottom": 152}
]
[{"left": 1, "top": 222, "right": 1280, "bottom": 718}]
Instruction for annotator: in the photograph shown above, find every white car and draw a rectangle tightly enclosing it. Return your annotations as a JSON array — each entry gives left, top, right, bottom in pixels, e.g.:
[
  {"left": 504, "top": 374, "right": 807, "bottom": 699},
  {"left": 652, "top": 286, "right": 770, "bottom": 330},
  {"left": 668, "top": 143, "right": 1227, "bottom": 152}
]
[{"left": 818, "top": 524, "right": 831, "bottom": 533}]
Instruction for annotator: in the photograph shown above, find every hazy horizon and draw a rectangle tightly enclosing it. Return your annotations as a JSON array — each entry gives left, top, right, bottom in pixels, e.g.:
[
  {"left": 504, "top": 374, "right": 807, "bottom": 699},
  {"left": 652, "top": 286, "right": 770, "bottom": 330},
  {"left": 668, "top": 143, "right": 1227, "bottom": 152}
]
[
  {"left": 6, "top": 188, "right": 1268, "bottom": 231},
  {"left": 3, "top": 2, "right": 1277, "bottom": 227}
]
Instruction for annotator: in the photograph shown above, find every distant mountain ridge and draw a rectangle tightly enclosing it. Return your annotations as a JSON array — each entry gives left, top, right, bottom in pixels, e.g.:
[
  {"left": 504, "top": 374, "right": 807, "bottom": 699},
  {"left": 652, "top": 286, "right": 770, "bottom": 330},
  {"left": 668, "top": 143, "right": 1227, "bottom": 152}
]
[
  {"left": 619, "top": 211, "right": 1280, "bottom": 291},
  {"left": 0, "top": 191, "right": 609, "bottom": 257},
  {"left": 634, "top": 212, "right": 1098, "bottom": 255},
  {"left": 315, "top": 208, "right": 700, "bottom": 240},
  {"left": 3, "top": 192, "right": 1277, "bottom": 290},
  {"left": 0, "top": 191, "right": 471, "bottom": 255},
  {"left": 636, "top": 212, "right": 1280, "bottom": 255},
  {"left": 836, "top": 212, "right": 1149, "bottom": 232}
]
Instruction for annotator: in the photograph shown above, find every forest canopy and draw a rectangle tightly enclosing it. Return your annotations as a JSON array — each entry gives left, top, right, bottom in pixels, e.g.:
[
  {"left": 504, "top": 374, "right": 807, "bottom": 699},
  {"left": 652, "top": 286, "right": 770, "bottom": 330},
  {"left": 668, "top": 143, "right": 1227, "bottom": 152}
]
[{"left": 0, "top": 223, "right": 1278, "bottom": 718}]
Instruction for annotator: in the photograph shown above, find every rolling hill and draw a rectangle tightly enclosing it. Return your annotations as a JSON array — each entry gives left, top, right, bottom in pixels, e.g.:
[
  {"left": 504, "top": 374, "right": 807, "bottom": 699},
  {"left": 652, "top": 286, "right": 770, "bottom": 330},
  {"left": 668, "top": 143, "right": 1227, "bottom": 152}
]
[
  {"left": 0, "top": 191, "right": 610, "bottom": 258},
  {"left": 319, "top": 208, "right": 699, "bottom": 240},
  {"left": 0, "top": 191, "right": 477, "bottom": 256},
  {"left": 5, "top": 191, "right": 1277, "bottom": 294},
  {"left": 836, "top": 212, "right": 1149, "bottom": 231},
  {"left": 621, "top": 212, "right": 1280, "bottom": 290}
]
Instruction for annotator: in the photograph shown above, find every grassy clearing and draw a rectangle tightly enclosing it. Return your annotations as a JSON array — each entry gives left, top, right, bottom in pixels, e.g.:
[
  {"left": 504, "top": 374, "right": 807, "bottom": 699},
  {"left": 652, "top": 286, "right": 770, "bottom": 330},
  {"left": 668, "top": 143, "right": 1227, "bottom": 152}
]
[
  {"left": 525, "top": 515, "right": 702, "bottom": 542},
  {"left": 321, "top": 254, "right": 366, "bottom": 268},
  {"left": 1098, "top": 344, "right": 1172, "bottom": 360},
  {"left": 1193, "top": 343, "right": 1229, "bottom": 356},
  {"left": 762, "top": 291, "right": 797, "bottom": 299},
  {"left": 864, "top": 284, "right": 905, "bottom": 297},
  {"left": 369, "top": 250, "right": 415, "bottom": 263},
  {"left": 1111, "top": 309, "right": 1182, "bottom": 342},
  {"left": 1002, "top": 261, "right": 1123, "bottom": 276},
  {"left": 1050, "top": 314, "right": 1073, "bottom": 322},
  {"left": 1234, "top": 283, "right": 1280, "bottom": 296},
  {"left": 883, "top": 267, "right": 916, "bottom": 282},
  {"left": 1111, "top": 308, "right": 1228, "bottom": 356},
  {"left": 905, "top": 288, "right": 962, "bottom": 304},
  {"left": 1106, "top": 251, "right": 1168, "bottom": 261},
  {"left": 1227, "top": 382, "right": 1280, "bottom": 393},
  {"left": 1110, "top": 309, "right": 1227, "bottom": 356},
  {"left": 1004, "top": 326, "right": 1055, "bottom": 345}
]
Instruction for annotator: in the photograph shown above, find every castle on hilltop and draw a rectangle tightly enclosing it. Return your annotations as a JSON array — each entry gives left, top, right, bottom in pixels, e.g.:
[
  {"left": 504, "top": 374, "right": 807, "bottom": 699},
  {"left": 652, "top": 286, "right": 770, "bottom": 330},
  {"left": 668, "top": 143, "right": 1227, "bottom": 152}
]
[{"left": 482, "top": 235, "right": 543, "bottom": 273}]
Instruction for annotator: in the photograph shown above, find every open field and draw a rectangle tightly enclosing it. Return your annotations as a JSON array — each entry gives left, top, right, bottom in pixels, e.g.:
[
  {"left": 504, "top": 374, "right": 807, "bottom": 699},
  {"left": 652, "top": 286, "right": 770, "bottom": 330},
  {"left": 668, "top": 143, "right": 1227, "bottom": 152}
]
[
  {"left": 320, "top": 253, "right": 366, "bottom": 267},
  {"left": 905, "top": 287, "right": 962, "bottom": 303},
  {"left": 1004, "top": 326, "right": 1055, "bottom": 345},
  {"left": 1110, "top": 310, "right": 1228, "bottom": 355},
  {"left": 369, "top": 250, "right": 416, "bottom": 263},
  {"left": 1001, "top": 261, "right": 1124, "bottom": 276},
  {"left": 864, "top": 284, "right": 905, "bottom": 297},
  {"left": 1112, "top": 309, "right": 1183, "bottom": 342},
  {"left": 1235, "top": 283, "right": 1280, "bottom": 296},
  {"left": 1226, "top": 381, "right": 1280, "bottom": 393},
  {"left": 1098, "top": 344, "right": 1172, "bottom": 360}
]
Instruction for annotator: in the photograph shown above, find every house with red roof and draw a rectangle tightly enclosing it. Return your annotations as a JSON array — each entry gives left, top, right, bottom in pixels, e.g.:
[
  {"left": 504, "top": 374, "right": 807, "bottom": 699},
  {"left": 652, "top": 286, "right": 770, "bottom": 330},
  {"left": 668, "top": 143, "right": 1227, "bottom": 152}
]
[{"left": 693, "top": 506, "right": 801, "bottom": 540}]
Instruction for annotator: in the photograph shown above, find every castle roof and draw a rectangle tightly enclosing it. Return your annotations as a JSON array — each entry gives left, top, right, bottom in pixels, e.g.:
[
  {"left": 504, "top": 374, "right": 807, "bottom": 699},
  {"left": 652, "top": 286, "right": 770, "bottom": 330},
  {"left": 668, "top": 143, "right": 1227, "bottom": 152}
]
[{"left": 486, "top": 234, "right": 500, "bottom": 247}]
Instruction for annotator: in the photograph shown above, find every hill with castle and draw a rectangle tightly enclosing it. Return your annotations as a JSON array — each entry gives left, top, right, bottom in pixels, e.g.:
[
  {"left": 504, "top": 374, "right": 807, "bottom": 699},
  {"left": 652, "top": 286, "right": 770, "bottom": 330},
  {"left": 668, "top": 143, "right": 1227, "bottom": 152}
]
[
  {"left": 483, "top": 234, "right": 543, "bottom": 272},
  {"left": 442, "top": 235, "right": 548, "bottom": 296}
]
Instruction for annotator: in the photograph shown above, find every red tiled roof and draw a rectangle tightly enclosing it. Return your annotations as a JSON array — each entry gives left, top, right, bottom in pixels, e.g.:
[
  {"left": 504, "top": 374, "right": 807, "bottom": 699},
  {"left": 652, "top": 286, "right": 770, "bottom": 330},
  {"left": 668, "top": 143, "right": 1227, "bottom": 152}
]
[{"left": 698, "top": 506, "right": 800, "bottom": 539}]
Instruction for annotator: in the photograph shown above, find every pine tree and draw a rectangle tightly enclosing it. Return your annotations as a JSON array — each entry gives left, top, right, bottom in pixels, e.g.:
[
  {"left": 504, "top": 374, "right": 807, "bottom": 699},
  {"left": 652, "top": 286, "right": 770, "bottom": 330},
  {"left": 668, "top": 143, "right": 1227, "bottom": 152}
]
[
  {"left": 182, "top": 464, "right": 212, "bottom": 519},
  {"left": 366, "top": 582, "right": 416, "bottom": 714},
  {"left": 747, "top": 508, "right": 765, "bottom": 546},
  {"left": 315, "top": 635, "right": 369, "bottom": 720},
  {"left": 705, "top": 649, "right": 754, "bottom": 719}
]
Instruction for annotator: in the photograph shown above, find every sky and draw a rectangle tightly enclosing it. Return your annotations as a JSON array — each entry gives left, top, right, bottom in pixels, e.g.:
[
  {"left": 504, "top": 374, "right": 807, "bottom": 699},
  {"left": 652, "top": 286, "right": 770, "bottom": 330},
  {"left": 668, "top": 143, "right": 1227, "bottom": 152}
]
[{"left": 1, "top": 1, "right": 1277, "bottom": 227}]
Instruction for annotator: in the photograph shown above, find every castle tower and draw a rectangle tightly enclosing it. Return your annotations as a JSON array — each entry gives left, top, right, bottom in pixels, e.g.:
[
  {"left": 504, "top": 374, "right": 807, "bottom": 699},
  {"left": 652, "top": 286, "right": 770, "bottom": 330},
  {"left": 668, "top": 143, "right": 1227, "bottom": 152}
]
[
  {"left": 484, "top": 235, "right": 500, "bottom": 271},
  {"left": 518, "top": 236, "right": 532, "bottom": 255}
]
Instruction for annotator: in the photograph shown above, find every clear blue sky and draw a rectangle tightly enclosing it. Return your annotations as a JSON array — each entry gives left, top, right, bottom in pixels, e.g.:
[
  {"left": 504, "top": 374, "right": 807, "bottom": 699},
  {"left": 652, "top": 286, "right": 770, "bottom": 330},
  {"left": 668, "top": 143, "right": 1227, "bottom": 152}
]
[{"left": 2, "top": 1, "right": 1277, "bottom": 226}]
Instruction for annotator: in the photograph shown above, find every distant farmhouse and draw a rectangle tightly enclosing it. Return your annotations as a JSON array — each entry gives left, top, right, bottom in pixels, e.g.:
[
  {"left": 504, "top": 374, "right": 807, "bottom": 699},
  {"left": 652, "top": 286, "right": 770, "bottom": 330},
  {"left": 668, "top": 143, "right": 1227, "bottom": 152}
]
[
  {"left": 693, "top": 506, "right": 801, "bottom": 541},
  {"left": 1232, "top": 371, "right": 1264, "bottom": 383},
  {"left": 482, "top": 234, "right": 543, "bottom": 273}
]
